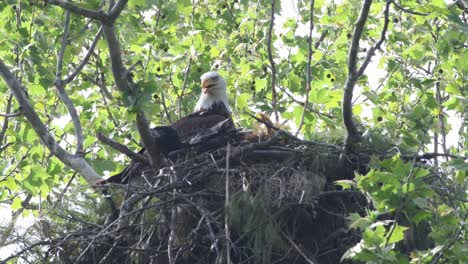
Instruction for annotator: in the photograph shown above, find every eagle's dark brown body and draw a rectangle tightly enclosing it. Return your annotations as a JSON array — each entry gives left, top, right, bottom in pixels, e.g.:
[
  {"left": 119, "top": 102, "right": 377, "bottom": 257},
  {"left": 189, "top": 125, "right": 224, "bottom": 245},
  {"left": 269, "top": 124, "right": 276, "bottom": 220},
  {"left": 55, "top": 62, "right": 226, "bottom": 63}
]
[
  {"left": 172, "top": 102, "right": 235, "bottom": 144},
  {"left": 107, "top": 103, "right": 235, "bottom": 185},
  {"left": 107, "top": 71, "right": 235, "bottom": 185}
]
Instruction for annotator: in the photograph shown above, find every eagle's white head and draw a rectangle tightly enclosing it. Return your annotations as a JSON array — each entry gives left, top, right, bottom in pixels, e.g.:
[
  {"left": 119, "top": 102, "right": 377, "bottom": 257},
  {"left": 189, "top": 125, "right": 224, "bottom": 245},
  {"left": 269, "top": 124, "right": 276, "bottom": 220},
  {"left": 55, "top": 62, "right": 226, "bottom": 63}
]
[{"left": 194, "top": 71, "right": 231, "bottom": 113}]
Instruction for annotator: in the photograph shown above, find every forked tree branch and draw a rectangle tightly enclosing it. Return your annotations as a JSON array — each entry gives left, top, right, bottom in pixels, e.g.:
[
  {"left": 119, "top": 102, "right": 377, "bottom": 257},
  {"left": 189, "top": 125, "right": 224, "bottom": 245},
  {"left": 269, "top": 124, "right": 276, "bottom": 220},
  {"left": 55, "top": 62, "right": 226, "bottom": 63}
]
[
  {"left": 55, "top": 10, "right": 84, "bottom": 156},
  {"left": 65, "top": 27, "right": 103, "bottom": 84},
  {"left": 343, "top": 0, "right": 391, "bottom": 151},
  {"left": 108, "top": 0, "right": 129, "bottom": 23},
  {"left": 267, "top": 0, "right": 279, "bottom": 124},
  {"left": 46, "top": 0, "right": 102, "bottom": 20},
  {"left": 101, "top": 14, "right": 163, "bottom": 171},
  {"left": 0, "top": 59, "right": 102, "bottom": 184},
  {"left": 356, "top": 0, "right": 391, "bottom": 78},
  {"left": 296, "top": 0, "right": 315, "bottom": 136}
]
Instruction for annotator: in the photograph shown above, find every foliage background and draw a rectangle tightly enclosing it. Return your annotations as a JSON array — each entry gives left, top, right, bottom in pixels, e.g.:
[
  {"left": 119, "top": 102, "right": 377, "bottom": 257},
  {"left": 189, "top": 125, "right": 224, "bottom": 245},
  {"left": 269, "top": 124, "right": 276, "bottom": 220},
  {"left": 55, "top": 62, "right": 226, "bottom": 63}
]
[{"left": 0, "top": 0, "right": 466, "bottom": 263}]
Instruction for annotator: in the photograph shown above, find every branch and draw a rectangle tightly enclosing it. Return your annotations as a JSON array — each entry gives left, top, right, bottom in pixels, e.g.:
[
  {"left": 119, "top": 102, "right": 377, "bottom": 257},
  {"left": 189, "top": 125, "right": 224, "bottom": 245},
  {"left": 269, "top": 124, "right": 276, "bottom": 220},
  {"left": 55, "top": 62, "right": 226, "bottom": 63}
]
[
  {"left": 56, "top": 10, "right": 71, "bottom": 82},
  {"left": 101, "top": 25, "right": 132, "bottom": 99},
  {"left": 108, "top": 0, "right": 129, "bottom": 23},
  {"left": 435, "top": 81, "right": 448, "bottom": 155},
  {"left": 281, "top": 231, "right": 317, "bottom": 264},
  {"left": 314, "top": 30, "right": 327, "bottom": 49},
  {"left": 296, "top": 0, "right": 315, "bottom": 136},
  {"left": 46, "top": 0, "right": 103, "bottom": 20},
  {"left": 136, "top": 112, "right": 162, "bottom": 171},
  {"left": 398, "top": 152, "right": 467, "bottom": 161},
  {"left": 356, "top": 0, "right": 391, "bottom": 78},
  {"left": 96, "top": 132, "right": 149, "bottom": 164},
  {"left": 99, "top": 13, "right": 162, "bottom": 172},
  {"left": 0, "top": 112, "right": 21, "bottom": 118},
  {"left": 246, "top": 112, "right": 341, "bottom": 151},
  {"left": 384, "top": 141, "right": 425, "bottom": 247},
  {"left": 178, "top": 57, "right": 192, "bottom": 119},
  {"left": 342, "top": 0, "right": 373, "bottom": 150},
  {"left": 278, "top": 85, "right": 335, "bottom": 119},
  {"left": 430, "top": 210, "right": 468, "bottom": 264},
  {"left": 390, "top": 0, "right": 428, "bottom": 16},
  {"left": 267, "top": 0, "right": 279, "bottom": 124},
  {"left": 65, "top": 27, "right": 103, "bottom": 84},
  {"left": 55, "top": 10, "right": 85, "bottom": 156},
  {"left": 0, "top": 59, "right": 102, "bottom": 184},
  {"left": 160, "top": 91, "right": 173, "bottom": 124}
]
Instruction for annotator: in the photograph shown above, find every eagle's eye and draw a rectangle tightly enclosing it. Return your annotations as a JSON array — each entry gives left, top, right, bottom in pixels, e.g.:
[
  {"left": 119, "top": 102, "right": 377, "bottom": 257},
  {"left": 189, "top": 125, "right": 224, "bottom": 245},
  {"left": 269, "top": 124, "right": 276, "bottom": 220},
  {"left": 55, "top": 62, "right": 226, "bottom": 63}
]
[{"left": 211, "top": 76, "right": 220, "bottom": 81}]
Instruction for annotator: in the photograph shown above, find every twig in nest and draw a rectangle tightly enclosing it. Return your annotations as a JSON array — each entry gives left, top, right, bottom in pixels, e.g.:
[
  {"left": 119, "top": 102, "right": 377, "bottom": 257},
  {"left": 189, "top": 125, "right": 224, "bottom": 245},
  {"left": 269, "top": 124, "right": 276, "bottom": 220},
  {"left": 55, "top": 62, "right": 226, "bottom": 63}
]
[
  {"left": 246, "top": 112, "right": 341, "bottom": 151},
  {"left": 281, "top": 231, "right": 317, "bottom": 264},
  {"left": 225, "top": 143, "right": 232, "bottom": 264}
]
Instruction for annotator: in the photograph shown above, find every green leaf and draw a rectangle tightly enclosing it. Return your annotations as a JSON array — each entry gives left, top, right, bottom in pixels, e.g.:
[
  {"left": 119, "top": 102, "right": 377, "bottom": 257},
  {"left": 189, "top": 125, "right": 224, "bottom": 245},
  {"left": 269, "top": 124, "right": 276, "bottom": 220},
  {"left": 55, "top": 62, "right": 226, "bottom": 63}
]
[
  {"left": 334, "top": 180, "right": 355, "bottom": 190},
  {"left": 28, "top": 84, "right": 47, "bottom": 96},
  {"left": 310, "top": 88, "right": 332, "bottom": 104},
  {"left": 11, "top": 197, "right": 22, "bottom": 211},
  {"left": 386, "top": 225, "right": 407, "bottom": 244},
  {"left": 403, "top": 43, "right": 425, "bottom": 61},
  {"left": 236, "top": 93, "right": 251, "bottom": 110}
]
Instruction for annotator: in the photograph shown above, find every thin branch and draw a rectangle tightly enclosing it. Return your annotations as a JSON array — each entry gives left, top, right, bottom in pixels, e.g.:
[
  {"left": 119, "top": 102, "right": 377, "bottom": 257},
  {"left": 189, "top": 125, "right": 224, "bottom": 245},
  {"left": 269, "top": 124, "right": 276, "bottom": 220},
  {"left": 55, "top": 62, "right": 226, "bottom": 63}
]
[
  {"left": 50, "top": 172, "right": 77, "bottom": 211},
  {"left": 430, "top": 210, "right": 468, "bottom": 264},
  {"left": 267, "top": 0, "right": 279, "bottom": 124},
  {"left": 178, "top": 57, "right": 192, "bottom": 119},
  {"left": 96, "top": 132, "right": 149, "bottom": 164},
  {"left": 390, "top": 0, "right": 429, "bottom": 16},
  {"left": 0, "top": 142, "right": 14, "bottom": 153},
  {"left": 0, "top": 111, "right": 22, "bottom": 117},
  {"left": 342, "top": 0, "right": 373, "bottom": 150},
  {"left": 314, "top": 30, "right": 327, "bottom": 49},
  {"left": 126, "top": 60, "right": 143, "bottom": 76},
  {"left": 398, "top": 152, "right": 467, "bottom": 161},
  {"left": 384, "top": 141, "right": 425, "bottom": 248},
  {"left": 65, "top": 27, "right": 103, "bottom": 84},
  {"left": 435, "top": 81, "right": 448, "bottom": 155},
  {"left": 296, "top": 0, "right": 315, "bottom": 136},
  {"left": 160, "top": 91, "right": 172, "bottom": 124},
  {"left": 0, "top": 95, "right": 13, "bottom": 146},
  {"left": 356, "top": 0, "right": 391, "bottom": 78},
  {"left": 281, "top": 231, "right": 317, "bottom": 264},
  {"left": 56, "top": 10, "right": 71, "bottom": 82},
  {"left": 278, "top": 85, "right": 335, "bottom": 119},
  {"left": 46, "top": 0, "right": 103, "bottom": 20},
  {"left": 0, "top": 58, "right": 102, "bottom": 184},
  {"left": 55, "top": 10, "right": 85, "bottom": 156}
]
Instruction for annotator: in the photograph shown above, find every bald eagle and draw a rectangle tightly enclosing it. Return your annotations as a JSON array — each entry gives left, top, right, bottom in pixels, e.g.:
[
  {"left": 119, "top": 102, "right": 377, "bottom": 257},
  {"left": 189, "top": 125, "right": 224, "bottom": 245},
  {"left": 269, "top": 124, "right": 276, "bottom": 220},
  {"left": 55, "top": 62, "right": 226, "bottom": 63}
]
[
  {"left": 107, "top": 71, "right": 235, "bottom": 184},
  {"left": 171, "top": 71, "right": 235, "bottom": 144}
]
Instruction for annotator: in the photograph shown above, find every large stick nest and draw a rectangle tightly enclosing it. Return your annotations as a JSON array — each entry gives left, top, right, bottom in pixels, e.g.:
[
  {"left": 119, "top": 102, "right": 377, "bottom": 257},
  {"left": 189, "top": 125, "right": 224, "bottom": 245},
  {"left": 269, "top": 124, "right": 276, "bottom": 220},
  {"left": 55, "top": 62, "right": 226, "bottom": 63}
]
[{"left": 49, "top": 130, "right": 372, "bottom": 264}]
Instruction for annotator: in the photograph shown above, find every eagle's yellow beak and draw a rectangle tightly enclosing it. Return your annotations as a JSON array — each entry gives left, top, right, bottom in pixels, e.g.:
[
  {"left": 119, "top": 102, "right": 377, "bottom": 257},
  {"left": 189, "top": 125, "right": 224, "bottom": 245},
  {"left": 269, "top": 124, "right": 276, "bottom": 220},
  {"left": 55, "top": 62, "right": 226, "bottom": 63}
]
[{"left": 202, "top": 79, "right": 211, "bottom": 94}]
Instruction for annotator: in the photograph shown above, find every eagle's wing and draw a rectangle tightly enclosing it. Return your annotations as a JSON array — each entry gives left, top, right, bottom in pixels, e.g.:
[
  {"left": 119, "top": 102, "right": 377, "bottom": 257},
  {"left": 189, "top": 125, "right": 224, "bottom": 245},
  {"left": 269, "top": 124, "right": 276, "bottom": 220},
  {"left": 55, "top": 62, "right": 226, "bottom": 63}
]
[{"left": 171, "top": 111, "right": 235, "bottom": 143}]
